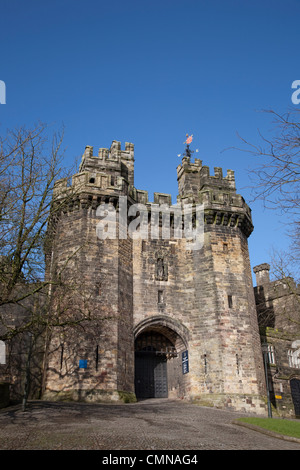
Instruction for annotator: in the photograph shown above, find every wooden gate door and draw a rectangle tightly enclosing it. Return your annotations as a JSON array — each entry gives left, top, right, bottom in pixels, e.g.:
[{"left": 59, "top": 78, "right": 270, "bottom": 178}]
[
  {"left": 135, "top": 352, "right": 168, "bottom": 399},
  {"left": 154, "top": 355, "right": 168, "bottom": 398}
]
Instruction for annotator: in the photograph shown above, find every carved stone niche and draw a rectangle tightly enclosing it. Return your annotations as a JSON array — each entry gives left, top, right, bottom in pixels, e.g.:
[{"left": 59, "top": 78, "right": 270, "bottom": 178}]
[{"left": 155, "top": 251, "right": 168, "bottom": 281}]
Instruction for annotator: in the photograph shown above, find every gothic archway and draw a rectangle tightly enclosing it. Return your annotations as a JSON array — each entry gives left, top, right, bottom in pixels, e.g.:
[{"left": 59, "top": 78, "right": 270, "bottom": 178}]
[{"left": 134, "top": 316, "right": 190, "bottom": 399}]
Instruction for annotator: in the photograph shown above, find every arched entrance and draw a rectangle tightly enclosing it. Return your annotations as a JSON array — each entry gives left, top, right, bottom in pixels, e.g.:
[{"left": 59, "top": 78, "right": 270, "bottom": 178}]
[
  {"left": 135, "top": 331, "right": 175, "bottom": 398},
  {"left": 134, "top": 316, "right": 189, "bottom": 399}
]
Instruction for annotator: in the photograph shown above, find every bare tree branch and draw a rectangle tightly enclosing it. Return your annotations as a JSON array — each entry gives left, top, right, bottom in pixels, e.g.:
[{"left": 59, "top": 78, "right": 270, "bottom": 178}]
[{"left": 0, "top": 122, "right": 88, "bottom": 341}]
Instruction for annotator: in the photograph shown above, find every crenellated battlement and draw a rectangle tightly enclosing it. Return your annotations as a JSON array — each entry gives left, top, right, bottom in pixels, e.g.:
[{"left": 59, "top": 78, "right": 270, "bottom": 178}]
[
  {"left": 79, "top": 140, "right": 135, "bottom": 186},
  {"left": 177, "top": 156, "right": 236, "bottom": 199},
  {"left": 51, "top": 141, "right": 253, "bottom": 237},
  {"left": 176, "top": 155, "right": 252, "bottom": 236},
  {"left": 80, "top": 141, "right": 134, "bottom": 163}
]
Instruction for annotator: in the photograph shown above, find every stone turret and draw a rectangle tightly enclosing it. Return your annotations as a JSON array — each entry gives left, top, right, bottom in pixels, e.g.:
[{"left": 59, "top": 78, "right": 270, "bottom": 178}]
[
  {"left": 177, "top": 156, "right": 253, "bottom": 238},
  {"left": 177, "top": 157, "right": 236, "bottom": 199},
  {"left": 253, "top": 263, "right": 271, "bottom": 286},
  {"left": 79, "top": 140, "right": 135, "bottom": 187}
]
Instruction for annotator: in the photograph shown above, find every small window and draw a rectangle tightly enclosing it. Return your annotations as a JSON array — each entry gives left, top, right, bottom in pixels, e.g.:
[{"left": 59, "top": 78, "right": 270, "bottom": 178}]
[
  {"left": 228, "top": 295, "right": 233, "bottom": 308},
  {"left": 95, "top": 345, "right": 99, "bottom": 371},
  {"left": 223, "top": 243, "right": 228, "bottom": 253},
  {"left": 203, "top": 354, "right": 207, "bottom": 374},
  {"left": 267, "top": 344, "right": 276, "bottom": 365},
  {"left": 89, "top": 177, "right": 95, "bottom": 184},
  {"left": 0, "top": 341, "right": 6, "bottom": 365},
  {"left": 288, "top": 349, "right": 300, "bottom": 369},
  {"left": 60, "top": 343, "right": 64, "bottom": 371},
  {"left": 236, "top": 353, "right": 240, "bottom": 374},
  {"left": 158, "top": 290, "right": 164, "bottom": 304}
]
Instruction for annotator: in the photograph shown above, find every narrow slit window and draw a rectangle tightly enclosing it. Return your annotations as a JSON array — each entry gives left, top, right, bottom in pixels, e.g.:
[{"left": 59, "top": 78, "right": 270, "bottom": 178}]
[
  {"left": 0, "top": 341, "right": 6, "bottom": 365},
  {"left": 158, "top": 290, "right": 164, "bottom": 304},
  {"left": 228, "top": 295, "right": 233, "bottom": 308},
  {"left": 236, "top": 353, "right": 239, "bottom": 374},
  {"left": 60, "top": 343, "right": 64, "bottom": 371},
  {"left": 96, "top": 345, "right": 99, "bottom": 371}
]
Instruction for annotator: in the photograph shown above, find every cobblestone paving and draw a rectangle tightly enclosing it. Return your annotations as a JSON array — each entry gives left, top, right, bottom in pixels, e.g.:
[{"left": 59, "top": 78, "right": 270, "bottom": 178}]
[{"left": 0, "top": 399, "right": 299, "bottom": 450}]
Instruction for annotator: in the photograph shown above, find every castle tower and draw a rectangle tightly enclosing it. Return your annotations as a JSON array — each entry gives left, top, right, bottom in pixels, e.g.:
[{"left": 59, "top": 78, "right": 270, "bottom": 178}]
[
  {"left": 172, "top": 153, "right": 266, "bottom": 410},
  {"left": 253, "top": 263, "right": 271, "bottom": 286},
  {"left": 43, "top": 141, "right": 136, "bottom": 402},
  {"left": 43, "top": 139, "right": 267, "bottom": 414}
]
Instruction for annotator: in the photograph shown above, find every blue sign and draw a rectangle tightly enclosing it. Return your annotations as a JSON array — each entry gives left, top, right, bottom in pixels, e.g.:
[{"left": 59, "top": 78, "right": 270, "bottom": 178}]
[
  {"left": 79, "top": 359, "right": 87, "bottom": 369},
  {"left": 182, "top": 350, "right": 189, "bottom": 374}
]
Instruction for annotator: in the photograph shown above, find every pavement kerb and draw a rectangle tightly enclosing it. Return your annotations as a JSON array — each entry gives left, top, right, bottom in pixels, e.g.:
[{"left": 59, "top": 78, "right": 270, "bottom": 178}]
[{"left": 232, "top": 419, "right": 300, "bottom": 445}]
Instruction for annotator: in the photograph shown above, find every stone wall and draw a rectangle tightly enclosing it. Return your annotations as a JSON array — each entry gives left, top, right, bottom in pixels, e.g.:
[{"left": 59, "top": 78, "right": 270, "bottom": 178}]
[{"left": 254, "top": 263, "right": 300, "bottom": 417}]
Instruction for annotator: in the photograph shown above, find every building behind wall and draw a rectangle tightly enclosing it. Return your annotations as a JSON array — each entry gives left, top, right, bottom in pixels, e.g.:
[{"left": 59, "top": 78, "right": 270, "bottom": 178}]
[
  {"left": 0, "top": 283, "right": 46, "bottom": 403},
  {"left": 40, "top": 139, "right": 268, "bottom": 414},
  {"left": 253, "top": 263, "right": 300, "bottom": 418}
]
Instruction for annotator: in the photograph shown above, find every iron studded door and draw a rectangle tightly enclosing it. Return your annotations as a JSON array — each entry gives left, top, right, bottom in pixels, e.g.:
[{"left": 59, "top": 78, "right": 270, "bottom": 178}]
[
  {"left": 154, "top": 355, "right": 168, "bottom": 398},
  {"left": 135, "top": 352, "right": 168, "bottom": 398},
  {"left": 135, "top": 352, "right": 154, "bottom": 398}
]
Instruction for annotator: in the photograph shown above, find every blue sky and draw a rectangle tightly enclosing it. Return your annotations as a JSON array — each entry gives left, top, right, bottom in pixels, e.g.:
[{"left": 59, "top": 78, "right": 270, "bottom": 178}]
[{"left": 1, "top": 0, "right": 299, "bottom": 282}]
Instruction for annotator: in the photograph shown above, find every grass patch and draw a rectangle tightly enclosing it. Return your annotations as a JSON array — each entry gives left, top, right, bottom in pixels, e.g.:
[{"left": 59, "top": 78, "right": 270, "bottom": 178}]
[{"left": 237, "top": 417, "right": 300, "bottom": 439}]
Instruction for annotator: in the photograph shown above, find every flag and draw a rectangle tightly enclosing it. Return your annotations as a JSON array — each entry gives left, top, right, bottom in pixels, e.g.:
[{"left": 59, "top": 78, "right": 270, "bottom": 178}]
[{"left": 185, "top": 134, "right": 193, "bottom": 144}]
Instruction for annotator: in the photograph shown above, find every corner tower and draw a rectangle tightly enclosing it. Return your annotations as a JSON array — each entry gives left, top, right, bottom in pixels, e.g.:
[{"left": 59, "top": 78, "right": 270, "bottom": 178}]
[
  {"left": 43, "top": 141, "right": 136, "bottom": 402},
  {"left": 174, "top": 151, "right": 267, "bottom": 412}
]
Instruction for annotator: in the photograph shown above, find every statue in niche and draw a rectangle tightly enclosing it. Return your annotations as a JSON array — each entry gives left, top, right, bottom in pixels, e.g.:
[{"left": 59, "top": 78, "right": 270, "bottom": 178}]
[{"left": 156, "top": 256, "right": 168, "bottom": 281}]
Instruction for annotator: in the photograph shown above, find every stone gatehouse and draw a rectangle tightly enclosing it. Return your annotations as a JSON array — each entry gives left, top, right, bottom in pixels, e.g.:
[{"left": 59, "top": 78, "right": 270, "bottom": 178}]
[
  {"left": 2, "top": 138, "right": 299, "bottom": 416},
  {"left": 42, "top": 139, "right": 268, "bottom": 414}
]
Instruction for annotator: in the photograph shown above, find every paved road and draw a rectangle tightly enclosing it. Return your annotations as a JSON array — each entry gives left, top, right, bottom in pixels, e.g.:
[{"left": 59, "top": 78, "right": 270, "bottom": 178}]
[{"left": 0, "top": 398, "right": 299, "bottom": 451}]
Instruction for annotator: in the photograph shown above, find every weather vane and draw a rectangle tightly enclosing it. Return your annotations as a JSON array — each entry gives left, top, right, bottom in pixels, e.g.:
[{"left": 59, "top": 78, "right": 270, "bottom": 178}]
[{"left": 177, "top": 134, "right": 198, "bottom": 159}]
